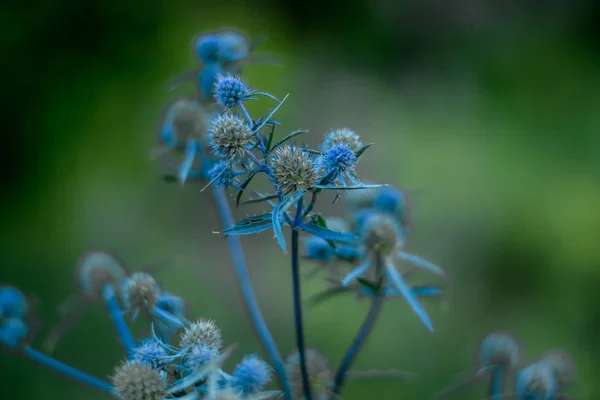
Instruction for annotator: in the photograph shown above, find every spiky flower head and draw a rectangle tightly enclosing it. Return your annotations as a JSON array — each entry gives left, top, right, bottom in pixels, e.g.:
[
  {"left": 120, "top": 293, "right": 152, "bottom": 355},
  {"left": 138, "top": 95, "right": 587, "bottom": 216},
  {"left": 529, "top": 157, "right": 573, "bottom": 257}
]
[
  {"left": 515, "top": 363, "right": 558, "bottom": 400},
  {"left": 179, "top": 319, "right": 222, "bottom": 351},
  {"left": 320, "top": 128, "right": 363, "bottom": 153},
  {"left": 214, "top": 74, "right": 251, "bottom": 108},
  {"left": 185, "top": 343, "right": 219, "bottom": 370},
  {"left": 317, "top": 143, "right": 357, "bottom": 181},
  {"left": 269, "top": 145, "right": 317, "bottom": 196},
  {"left": 232, "top": 354, "right": 272, "bottom": 394},
  {"left": 0, "top": 286, "right": 28, "bottom": 319},
  {"left": 285, "top": 348, "right": 333, "bottom": 400},
  {"left": 77, "top": 250, "right": 128, "bottom": 298},
  {"left": 132, "top": 340, "right": 170, "bottom": 370},
  {"left": 121, "top": 272, "right": 160, "bottom": 313},
  {"left": 360, "top": 212, "right": 402, "bottom": 256},
  {"left": 208, "top": 161, "right": 237, "bottom": 189},
  {"left": 208, "top": 113, "right": 253, "bottom": 159},
  {"left": 478, "top": 332, "right": 520, "bottom": 370},
  {"left": 111, "top": 361, "right": 167, "bottom": 400}
]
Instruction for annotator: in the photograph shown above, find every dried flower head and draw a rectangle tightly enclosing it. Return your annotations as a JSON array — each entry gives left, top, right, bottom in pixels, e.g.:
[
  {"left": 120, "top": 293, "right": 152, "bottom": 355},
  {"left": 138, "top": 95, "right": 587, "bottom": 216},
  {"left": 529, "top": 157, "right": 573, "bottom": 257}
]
[
  {"left": 111, "top": 361, "right": 167, "bottom": 400},
  {"left": 478, "top": 332, "right": 520, "bottom": 370},
  {"left": 179, "top": 319, "right": 222, "bottom": 351},
  {"left": 285, "top": 348, "right": 333, "bottom": 400},
  {"left": 214, "top": 74, "right": 251, "bottom": 108},
  {"left": 132, "top": 340, "right": 170, "bottom": 370},
  {"left": 320, "top": 128, "right": 363, "bottom": 153},
  {"left": 77, "top": 250, "right": 128, "bottom": 298},
  {"left": 208, "top": 113, "right": 253, "bottom": 159},
  {"left": 269, "top": 145, "right": 317, "bottom": 196},
  {"left": 160, "top": 99, "right": 206, "bottom": 146},
  {"left": 360, "top": 212, "right": 401, "bottom": 256},
  {"left": 515, "top": 363, "right": 558, "bottom": 400},
  {"left": 121, "top": 272, "right": 160, "bottom": 313},
  {"left": 233, "top": 354, "right": 272, "bottom": 394}
]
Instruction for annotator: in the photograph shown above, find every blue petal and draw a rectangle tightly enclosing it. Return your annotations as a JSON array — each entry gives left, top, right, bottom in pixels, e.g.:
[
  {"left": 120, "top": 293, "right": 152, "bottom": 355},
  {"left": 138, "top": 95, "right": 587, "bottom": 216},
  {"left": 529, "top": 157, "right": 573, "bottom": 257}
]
[
  {"left": 178, "top": 140, "right": 198, "bottom": 185},
  {"left": 397, "top": 252, "right": 446, "bottom": 277},
  {"left": 341, "top": 260, "right": 372, "bottom": 287},
  {"left": 385, "top": 263, "right": 433, "bottom": 332}
]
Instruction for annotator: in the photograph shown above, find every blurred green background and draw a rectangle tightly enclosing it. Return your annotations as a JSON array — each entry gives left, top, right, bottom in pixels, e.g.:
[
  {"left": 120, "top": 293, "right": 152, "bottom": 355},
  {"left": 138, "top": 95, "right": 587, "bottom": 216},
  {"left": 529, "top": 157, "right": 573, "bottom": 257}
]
[{"left": 2, "top": 0, "right": 600, "bottom": 398}]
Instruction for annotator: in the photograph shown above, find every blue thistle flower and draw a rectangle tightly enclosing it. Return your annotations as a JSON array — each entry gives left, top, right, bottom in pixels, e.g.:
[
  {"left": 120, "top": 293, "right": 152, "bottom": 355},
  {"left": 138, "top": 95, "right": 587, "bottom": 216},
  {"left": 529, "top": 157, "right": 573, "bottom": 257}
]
[
  {"left": 515, "top": 362, "right": 559, "bottom": 400},
  {"left": 132, "top": 340, "right": 170, "bottom": 370},
  {"left": 479, "top": 332, "right": 520, "bottom": 371},
  {"left": 185, "top": 343, "right": 219, "bottom": 370},
  {"left": 111, "top": 360, "right": 167, "bottom": 400},
  {"left": 77, "top": 250, "right": 128, "bottom": 298},
  {"left": 232, "top": 354, "right": 272, "bottom": 394},
  {"left": 120, "top": 272, "right": 160, "bottom": 315},
  {"left": 208, "top": 161, "right": 244, "bottom": 189},
  {"left": 373, "top": 186, "right": 407, "bottom": 221},
  {"left": 214, "top": 74, "right": 252, "bottom": 109},
  {"left": 195, "top": 34, "right": 222, "bottom": 63},
  {"left": 317, "top": 143, "right": 358, "bottom": 184},
  {"left": 268, "top": 144, "right": 317, "bottom": 196},
  {"left": 0, "top": 318, "right": 29, "bottom": 348},
  {"left": 179, "top": 319, "right": 223, "bottom": 351},
  {"left": 194, "top": 31, "right": 251, "bottom": 64}
]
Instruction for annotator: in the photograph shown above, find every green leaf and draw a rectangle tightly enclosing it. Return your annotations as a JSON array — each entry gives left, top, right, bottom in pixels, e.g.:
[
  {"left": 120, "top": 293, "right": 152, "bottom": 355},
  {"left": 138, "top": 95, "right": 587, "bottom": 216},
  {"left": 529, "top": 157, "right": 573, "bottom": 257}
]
[
  {"left": 238, "top": 193, "right": 279, "bottom": 205},
  {"left": 309, "top": 214, "right": 335, "bottom": 249},
  {"left": 357, "top": 278, "right": 382, "bottom": 293}
]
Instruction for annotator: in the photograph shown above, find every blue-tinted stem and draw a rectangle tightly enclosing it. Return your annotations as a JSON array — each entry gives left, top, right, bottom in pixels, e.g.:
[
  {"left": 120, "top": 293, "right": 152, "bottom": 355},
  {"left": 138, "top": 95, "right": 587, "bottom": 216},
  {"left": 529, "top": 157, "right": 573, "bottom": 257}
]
[
  {"left": 210, "top": 183, "right": 291, "bottom": 400},
  {"left": 102, "top": 285, "right": 136, "bottom": 357},
  {"left": 24, "top": 346, "right": 113, "bottom": 393},
  {"left": 332, "top": 293, "right": 384, "bottom": 397},
  {"left": 291, "top": 199, "right": 313, "bottom": 400},
  {"left": 489, "top": 366, "right": 504, "bottom": 400},
  {"left": 239, "top": 103, "right": 253, "bottom": 126}
]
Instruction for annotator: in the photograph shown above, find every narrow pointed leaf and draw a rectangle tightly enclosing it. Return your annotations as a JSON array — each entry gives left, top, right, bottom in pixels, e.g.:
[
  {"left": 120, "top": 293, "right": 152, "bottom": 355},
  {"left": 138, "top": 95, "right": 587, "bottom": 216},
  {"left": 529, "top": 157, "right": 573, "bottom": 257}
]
[
  {"left": 272, "top": 129, "right": 309, "bottom": 150},
  {"left": 386, "top": 263, "right": 433, "bottom": 332},
  {"left": 272, "top": 200, "right": 287, "bottom": 252},
  {"left": 356, "top": 278, "right": 382, "bottom": 293},
  {"left": 315, "top": 184, "right": 388, "bottom": 191},
  {"left": 307, "top": 287, "right": 354, "bottom": 307},
  {"left": 223, "top": 214, "right": 273, "bottom": 235},
  {"left": 397, "top": 252, "right": 446, "bottom": 277},
  {"left": 238, "top": 193, "right": 278, "bottom": 205},
  {"left": 298, "top": 222, "right": 356, "bottom": 243},
  {"left": 178, "top": 140, "right": 198, "bottom": 185},
  {"left": 354, "top": 142, "right": 374, "bottom": 159},
  {"left": 235, "top": 171, "right": 257, "bottom": 207},
  {"left": 341, "top": 259, "right": 372, "bottom": 287},
  {"left": 252, "top": 94, "right": 289, "bottom": 134}
]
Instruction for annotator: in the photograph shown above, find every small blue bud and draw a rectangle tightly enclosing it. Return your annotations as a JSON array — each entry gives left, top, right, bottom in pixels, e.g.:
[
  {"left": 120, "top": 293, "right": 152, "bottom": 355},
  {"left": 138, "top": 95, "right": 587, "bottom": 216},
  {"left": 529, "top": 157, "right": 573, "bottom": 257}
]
[
  {"left": 185, "top": 343, "right": 218, "bottom": 370},
  {"left": 318, "top": 143, "right": 357, "bottom": 183},
  {"left": 232, "top": 354, "right": 272, "bottom": 394},
  {"left": 208, "top": 161, "right": 237, "bottom": 189},
  {"left": 515, "top": 363, "right": 558, "bottom": 400},
  {"left": 479, "top": 332, "right": 520, "bottom": 370},
  {"left": 215, "top": 31, "right": 251, "bottom": 63},
  {"left": 374, "top": 186, "right": 407, "bottom": 220},
  {"left": 77, "top": 250, "right": 128, "bottom": 298},
  {"left": 132, "top": 340, "right": 170, "bottom": 370},
  {"left": 0, "top": 286, "right": 28, "bottom": 320},
  {"left": 195, "top": 34, "right": 222, "bottom": 63},
  {"left": 214, "top": 74, "right": 251, "bottom": 109},
  {"left": 0, "top": 318, "right": 29, "bottom": 348}
]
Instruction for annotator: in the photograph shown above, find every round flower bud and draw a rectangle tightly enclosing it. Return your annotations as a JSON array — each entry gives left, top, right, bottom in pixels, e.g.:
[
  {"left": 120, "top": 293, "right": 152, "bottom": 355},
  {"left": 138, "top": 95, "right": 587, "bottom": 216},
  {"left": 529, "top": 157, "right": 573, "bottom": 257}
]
[
  {"left": 112, "top": 361, "right": 167, "bottom": 400},
  {"left": 121, "top": 272, "right": 160, "bottom": 313},
  {"left": 478, "top": 332, "right": 520, "bottom": 370},
  {"left": 268, "top": 145, "right": 317, "bottom": 196},
  {"left": 185, "top": 343, "right": 218, "bottom": 370},
  {"left": 77, "top": 250, "right": 128, "bottom": 298},
  {"left": 160, "top": 99, "right": 206, "bottom": 147},
  {"left": 1, "top": 318, "right": 29, "bottom": 348},
  {"left": 208, "top": 113, "right": 253, "bottom": 159},
  {"left": 285, "top": 348, "right": 333, "bottom": 400},
  {"left": 214, "top": 74, "right": 251, "bottom": 109},
  {"left": 233, "top": 354, "right": 272, "bottom": 394},
  {"left": 0, "top": 286, "right": 28, "bottom": 319},
  {"left": 360, "top": 212, "right": 402, "bottom": 256},
  {"left": 317, "top": 144, "right": 357, "bottom": 180},
  {"left": 374, "top": 186, "right": 407, "bottom": 222},
  {"left": 208, "top": 161, "right": 237, "bottom": 189},
  {"left": 179, "top": 319, "right": 222, "bottom": 351},
  {"left": 320, "top": 128, "right": 363, "bottom": 153},
  {"left": 132, "top": 340, "right": 170, "bottom": 370},
  {"left": 515, "top": 363, "right": 558, "bottom": 400},
  {"left": 195, "top": 34, "right": 221, "bottom": 63}
]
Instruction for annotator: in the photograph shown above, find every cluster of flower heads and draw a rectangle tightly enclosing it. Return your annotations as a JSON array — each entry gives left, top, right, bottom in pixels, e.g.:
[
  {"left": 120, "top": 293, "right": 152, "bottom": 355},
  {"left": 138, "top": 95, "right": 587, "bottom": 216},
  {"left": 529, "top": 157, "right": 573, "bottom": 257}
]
[
  {"left": 0, "top": 27, "right": 583, "bottom": 400},
  {"left": 435, "top": 332, "right": 580, "bottom": 400},
  {"left": 303, "top": 186, "right": 446, "bottom": 332}
]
